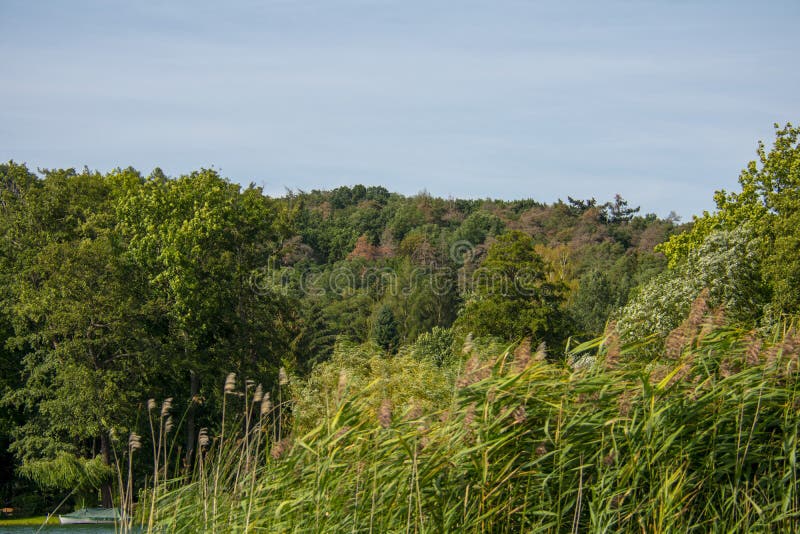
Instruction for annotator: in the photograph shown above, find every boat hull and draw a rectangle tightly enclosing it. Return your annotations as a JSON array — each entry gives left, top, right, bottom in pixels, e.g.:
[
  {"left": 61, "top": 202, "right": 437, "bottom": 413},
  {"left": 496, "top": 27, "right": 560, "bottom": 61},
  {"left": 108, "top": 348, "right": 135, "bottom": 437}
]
[
  {"left": 59, "top": 515, "right": 115, "bottom": 524},
  {"left": 58, "top": 507, "right": 122, "bottom": 524}
]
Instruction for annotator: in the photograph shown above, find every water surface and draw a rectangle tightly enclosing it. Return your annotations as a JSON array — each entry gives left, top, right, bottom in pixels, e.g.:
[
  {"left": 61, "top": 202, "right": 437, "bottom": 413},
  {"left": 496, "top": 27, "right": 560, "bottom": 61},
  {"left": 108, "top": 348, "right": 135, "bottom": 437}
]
[{"left": 0, "top": 526, "right": 132, "bottom": 534}]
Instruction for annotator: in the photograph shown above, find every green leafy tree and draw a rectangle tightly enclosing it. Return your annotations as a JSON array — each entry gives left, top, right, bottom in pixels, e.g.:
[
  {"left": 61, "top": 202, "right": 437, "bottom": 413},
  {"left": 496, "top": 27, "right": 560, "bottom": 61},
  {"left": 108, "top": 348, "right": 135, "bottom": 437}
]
[
  {"left": 371, "top": 304, "right": 400, "bottom": 353},
  {"left": 117, "top": 169, "right": 292, "bottom": 464},
  {"left": 290, "top": 301, "right": 336, "bottom": 373},
  {"left": 0, "top": 162, "right": 42, "bottom": 507},
  {"left": 658, "top": 123, "right": 800, "bottom": 315},
  {"left": 382, "top": 257, "right": 459, "bottom": 343},
  {"left": 569, "top": 269, "right": 614, "bottom": 336},
  {"left": 456, "top": 231, "right": 567, "bottom": 346},
  {"left": 2, "top": 167, "right": 148, "bottom": 507},
  {"left": 389, "top": 202, "right": 425, "bottom": 241},
  {"left": 452, "top": 210, "right": 504, "bottom": 245},
  {"left": 323, "top": 289, "right": 374, "bottom": 343},
  {"left": 566, "top": 196, "right": 598, "bottom": 216}
]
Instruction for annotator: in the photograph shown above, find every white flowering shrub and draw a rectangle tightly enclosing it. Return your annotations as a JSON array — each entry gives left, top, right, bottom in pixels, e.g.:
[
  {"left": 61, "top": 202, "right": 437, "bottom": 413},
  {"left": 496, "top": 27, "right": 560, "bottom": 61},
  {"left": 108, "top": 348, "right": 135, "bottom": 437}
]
[{"left": 616, "top": 225, "right": 767, "bottom": 344}]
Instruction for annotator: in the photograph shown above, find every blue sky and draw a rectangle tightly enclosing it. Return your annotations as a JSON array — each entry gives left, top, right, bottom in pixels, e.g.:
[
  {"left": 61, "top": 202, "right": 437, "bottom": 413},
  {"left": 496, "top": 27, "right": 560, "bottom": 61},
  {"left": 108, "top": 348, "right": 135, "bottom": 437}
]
[{"left": 1, "top": 1, "right": 798, "bottom": 218}]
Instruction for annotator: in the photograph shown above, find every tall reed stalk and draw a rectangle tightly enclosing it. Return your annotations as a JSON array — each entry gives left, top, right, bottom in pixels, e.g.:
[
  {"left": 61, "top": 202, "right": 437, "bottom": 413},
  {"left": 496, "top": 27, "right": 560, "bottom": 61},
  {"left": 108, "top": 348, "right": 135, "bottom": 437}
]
[{"left": 140, "top": 322, "right": 800, "bottom": 532}]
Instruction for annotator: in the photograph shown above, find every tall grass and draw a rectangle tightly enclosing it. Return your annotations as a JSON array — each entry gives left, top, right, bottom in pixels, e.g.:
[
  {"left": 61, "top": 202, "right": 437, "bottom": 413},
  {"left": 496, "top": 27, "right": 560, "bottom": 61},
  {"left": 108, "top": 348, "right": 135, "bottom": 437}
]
[{"left": 143, "top": 321, "right": 800, "bottom": 532}]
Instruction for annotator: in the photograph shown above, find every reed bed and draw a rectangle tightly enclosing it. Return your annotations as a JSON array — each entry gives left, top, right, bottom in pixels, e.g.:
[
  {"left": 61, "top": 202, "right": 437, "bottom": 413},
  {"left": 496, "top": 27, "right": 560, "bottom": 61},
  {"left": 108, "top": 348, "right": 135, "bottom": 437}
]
[{"left": 144, "top": 323, "right": 800, "bottom": 533}]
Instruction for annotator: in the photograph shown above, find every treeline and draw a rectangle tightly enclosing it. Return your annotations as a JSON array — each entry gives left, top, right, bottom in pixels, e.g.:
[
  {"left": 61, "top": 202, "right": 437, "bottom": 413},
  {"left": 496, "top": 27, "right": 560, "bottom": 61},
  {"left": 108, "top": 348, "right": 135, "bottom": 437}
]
[{"left": 275, "top": 185, "right": 674, "bottom": 349}]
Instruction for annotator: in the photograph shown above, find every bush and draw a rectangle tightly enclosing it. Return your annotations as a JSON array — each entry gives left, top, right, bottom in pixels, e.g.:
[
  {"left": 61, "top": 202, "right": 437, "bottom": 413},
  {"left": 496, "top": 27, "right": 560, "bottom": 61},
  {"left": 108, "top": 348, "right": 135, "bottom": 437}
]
[
  {"left": 616, "top": 225, "right": 768, "bottom": 345},
  {"left": 411, "top": 327, "right": 456, "bottom": 367}
]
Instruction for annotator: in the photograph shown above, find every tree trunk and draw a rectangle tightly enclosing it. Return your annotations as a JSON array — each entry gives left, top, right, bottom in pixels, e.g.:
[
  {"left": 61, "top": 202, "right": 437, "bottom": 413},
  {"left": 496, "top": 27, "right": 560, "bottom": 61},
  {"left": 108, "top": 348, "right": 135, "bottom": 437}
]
[
  {"left": 99, "top": 432, "right": 114, "bottom": 508},
  {"left": 184, "top": 369, "right": 200, "bottom": 470}
]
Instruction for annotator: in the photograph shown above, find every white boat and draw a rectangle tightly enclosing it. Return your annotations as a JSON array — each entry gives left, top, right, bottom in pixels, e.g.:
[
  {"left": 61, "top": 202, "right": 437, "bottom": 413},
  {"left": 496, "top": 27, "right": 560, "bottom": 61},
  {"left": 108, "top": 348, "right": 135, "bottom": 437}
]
[{"left": 59, "top": 507, "right": 121, "bottom": 524}]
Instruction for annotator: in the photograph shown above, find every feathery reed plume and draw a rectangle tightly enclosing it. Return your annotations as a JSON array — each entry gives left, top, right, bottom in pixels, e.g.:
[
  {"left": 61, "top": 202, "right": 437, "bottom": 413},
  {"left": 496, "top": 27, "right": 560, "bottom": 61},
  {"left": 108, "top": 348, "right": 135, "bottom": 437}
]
[
  {"left": 253, "top": 384, "right": 263, "bottom": 404},
  {"left": 378, "top": 399, "right": 392, "bottom": 429},
  {"left": 464, "top": 402, "right": 476, "bottom": 428},
  {"left": 333, "top": 425, "right": 351, "bottom": 441},
  {"left": 457, "top": 355, "right": 481, "bottom": 388},
  {"left": 147, "top": 396, "right": 170, "bottom": 533},
  {"left": 713, "top": 306, "right": 725, "bottom": 325},
  {"left": 161, "top": 397, "right": 173, "bottom": 418},
  {"left": 165, "top": 415, "right": 174, "bottom": 434},
  {"left": 604, "top": 329, "right": 621, "bottom": 369},
  {"left": 337, "top": 370, "right": 348, "bottom": 400},
  {"left": 417, "top": 423, "right": 431, "bottom": 450},
  {"left": 123, "top": 432, "right": 142, "bottom": 528},
  {"left": 667, "top": 363, "right": 691, "bottom": 389},
  {"left": 270, "top": 438, "right": 291, "bottom": 460},
  {"left": 462, "top": 332, "right": 475, "bottom": 354},
  {"left": 775, "top": 329, "right": 800, "bottom": 376},
  {"left": 785, "top": 328, "right": 800, "bottom": 352},
  {"left": 600, "top": 322, "right": 620, "bottom": 368},
  {"left": 278, "top": 367, "right": 289, "bottom": 386},
  {"left": 456, "top": 354, "right": 492, "bottom": 388},
  {"left": 687, "top": 371, "right": 709, "bottom": 401},
  {"left": 618, "top": 391, "right": 634, "bottom": 417},
  {"left": 246, "top": 379, "right": 255, "bottom": 389},
  {"left": 217, "top": 373, "right": 238, "bottom": 520},
  {"left": 533, "top": 341, "right": 547, "bottom": 362},
  {"left": 514, "top": 337, "right": 531, "bottom": 371},
  {"left": 128, "top": 432, "right": 142, "bottom": 452},
  {"left": 698, "top": 307, "right": 723, "bottom": 343},
  {"left": 765, "top": 342, "right": 781, "bottom": 369},
  {"left": 665, "top": 325, "right": 688, "bottom": 360},
  {"left": 147, "top": 398, "right": 156, "bottom": 412},
  {"left": 404, "top": 403, "right": 423, "bottom": 422},
  {"left": 687, "top": 288, "right": 710, "bottom": 329},
  {"left": 198, "top": 428, "right": 210, "bottom": 450},
  {"left": 514, "top": 337, "right": 531, "bottom": 359},
  {"left": 650, "top": 364, "right": 670, "bottom": 385},
  {"left": 668, "top": 289, "right": 712, "bottom": 357},
  {"left": 224, "top": 372, "right": 237, "bottom": 394},
  {"left": 603, "top": 320, "right": 616, "bottom": 337},
  {"left": 512, "top": 405, "right": 527, "bottom": 425},
  {"left": 260, "top": 392, "right": 272, "bottom": 416},
  {"left": 719, "top": 358, "right": 735, "bottom": 379},
  {"left": 512, "top": 338, "right": 532, "bottom": 373},
  {"left": 276, "top": 369, "right": 289, "bottom": 443},
  {"left": 745, "top": 334, "right": 763, "bottom": 366}
]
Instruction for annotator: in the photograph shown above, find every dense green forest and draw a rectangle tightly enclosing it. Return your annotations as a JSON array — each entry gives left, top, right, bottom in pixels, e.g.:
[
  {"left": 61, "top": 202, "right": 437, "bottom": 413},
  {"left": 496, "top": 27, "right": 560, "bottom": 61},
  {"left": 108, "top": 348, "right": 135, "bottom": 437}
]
[{"left": 0, "top": 124, "right": 798, "bottom": 531}]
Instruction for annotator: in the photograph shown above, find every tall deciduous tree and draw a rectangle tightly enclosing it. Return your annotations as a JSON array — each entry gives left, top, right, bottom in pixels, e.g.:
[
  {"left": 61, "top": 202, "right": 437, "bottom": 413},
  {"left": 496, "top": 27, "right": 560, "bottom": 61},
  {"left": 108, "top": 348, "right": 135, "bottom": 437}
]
[
  {"left": 658, "top": 123, "right": 800, "bottom": 316},
  {"left": 456, "top": 231, "right": 567, "bottom": 346},
  {"left": 117, "top": 169, "right": 293, "bottom": 464},
  {"left": 2, "top": 166, "right": 148, "bottom": 506}
]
